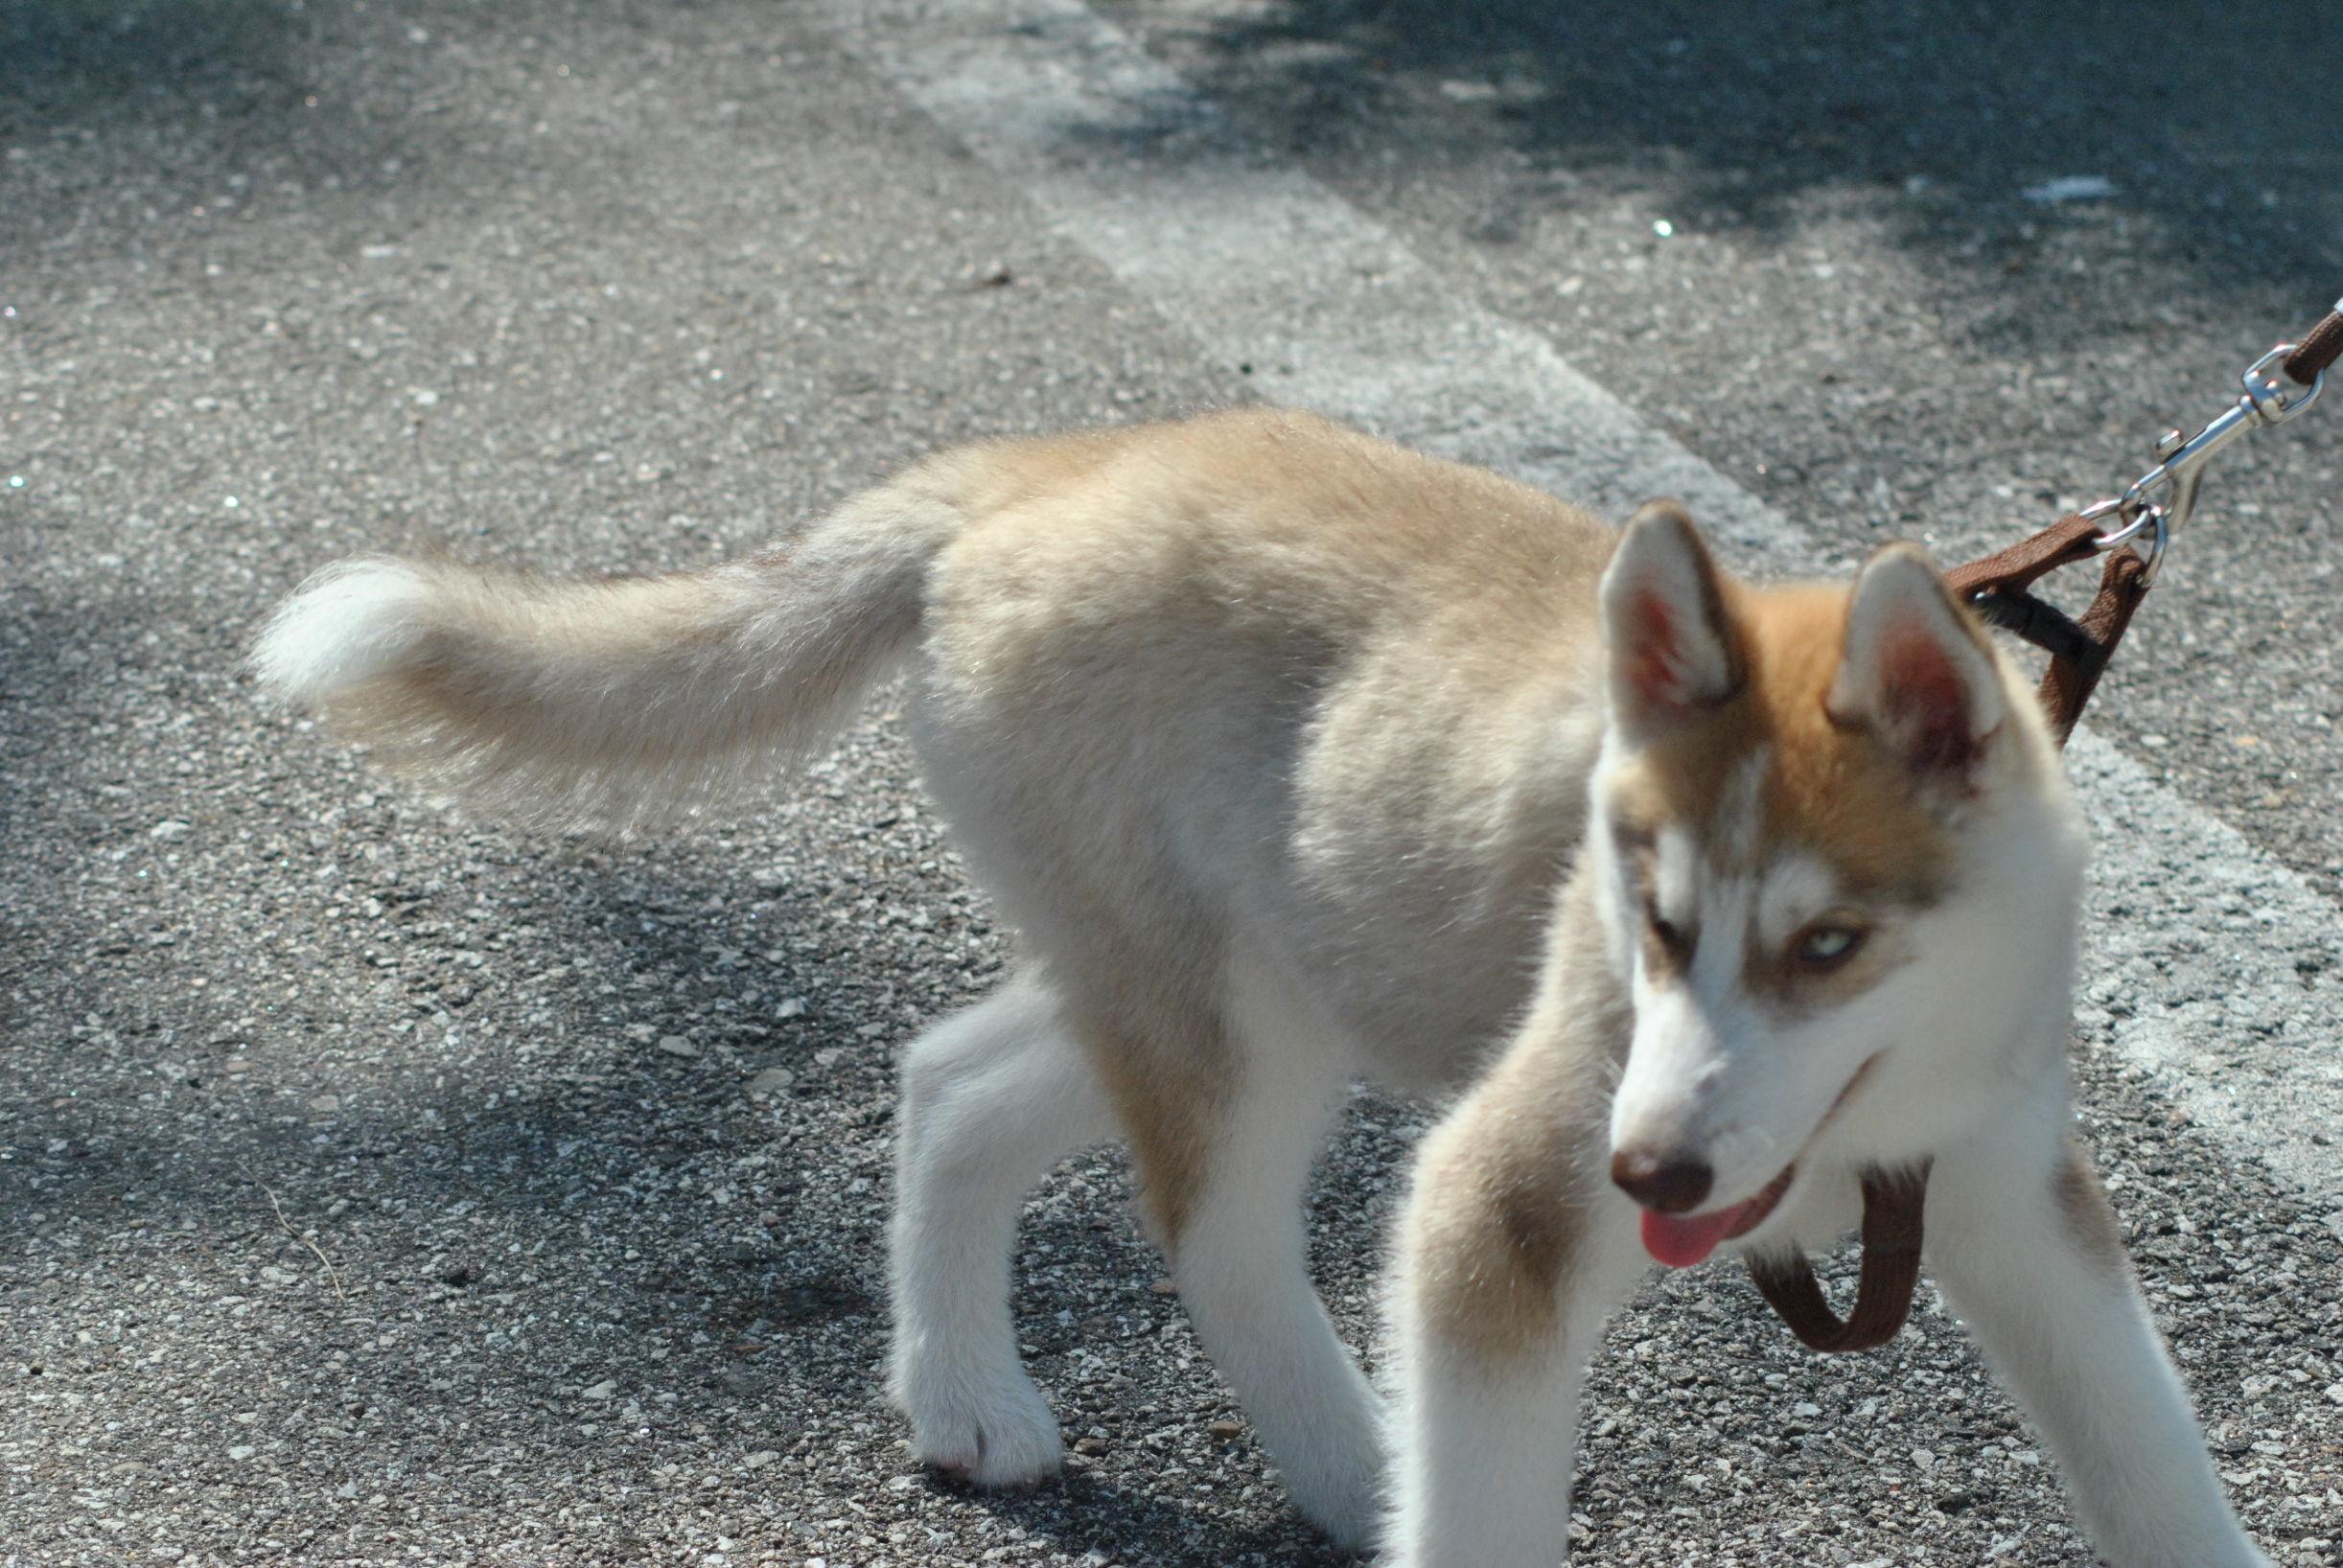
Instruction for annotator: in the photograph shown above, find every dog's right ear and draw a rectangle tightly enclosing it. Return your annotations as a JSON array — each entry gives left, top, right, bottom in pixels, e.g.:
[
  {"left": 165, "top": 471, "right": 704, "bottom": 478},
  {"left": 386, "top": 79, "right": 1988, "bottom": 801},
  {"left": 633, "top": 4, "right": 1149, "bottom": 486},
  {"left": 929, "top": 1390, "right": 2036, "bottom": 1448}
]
[{"left": 1600, "top": 500, "right": 1745, "bottom": 737}]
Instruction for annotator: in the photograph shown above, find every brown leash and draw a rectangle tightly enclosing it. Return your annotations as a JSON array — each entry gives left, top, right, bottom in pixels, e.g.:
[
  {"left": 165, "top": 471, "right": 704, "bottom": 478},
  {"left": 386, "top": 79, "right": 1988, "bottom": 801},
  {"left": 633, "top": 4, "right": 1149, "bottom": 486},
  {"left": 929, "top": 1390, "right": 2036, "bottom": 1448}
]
[
  {"left": 1742, "top": 296, "right": 2340, "bottom": 1354},
  {"left": 1949, "top": 515, "right": 2153, "bottom": 745},
  {"left": 1748, "top": 1165, "right": 1932, "bottom": 1352},
  {"left": 2285, "top": 305, "right": 2343, "bottom": 389}
]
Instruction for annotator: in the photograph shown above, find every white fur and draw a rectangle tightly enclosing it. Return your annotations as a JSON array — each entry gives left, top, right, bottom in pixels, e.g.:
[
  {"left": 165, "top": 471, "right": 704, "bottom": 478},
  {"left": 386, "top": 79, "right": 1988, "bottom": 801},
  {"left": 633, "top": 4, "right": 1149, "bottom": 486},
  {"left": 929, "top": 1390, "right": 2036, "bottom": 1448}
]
[
  {"left": 889, "top": 974, "right": 1111, "bottom": 1485},
  {"left": 1385, "top": 1228, "right": 1642, "bottom": 1566},
  {"left": 1649, "top": 820, "right": 1703, "bottom": 929},
  {"left": 1168, "top": 946, "right": 1386, "bottom": 1546},
  {"left": 1754, "top": 848, "right": 1838, "bottom": 950},
  {"left": 247, "top": 480, "right": 967, "bottom": 827},
  {"left": 249, "top": 557, "right": 438, "bottom": 703},
  {"left": 1387, "top": 627, "right": 2267, "bottom": 1567},
  {"left": 1385, "top": 1093, "right": 2275, "bottom": 1568},
  {"left": 1388, "top": 508, "right": 2261, "bottom": 1564},
  {"left": 1595, "top": 568, "right": 2085, "bottom": 1208},
  {"left": 1929, "top": 1104, "right": 2273, "bottom": 1568}
]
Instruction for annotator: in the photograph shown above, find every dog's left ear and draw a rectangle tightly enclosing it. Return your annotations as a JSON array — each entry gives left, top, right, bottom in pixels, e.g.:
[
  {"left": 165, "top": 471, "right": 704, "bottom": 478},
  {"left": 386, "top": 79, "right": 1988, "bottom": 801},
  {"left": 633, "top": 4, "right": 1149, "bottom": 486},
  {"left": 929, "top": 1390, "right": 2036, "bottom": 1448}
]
[{"left": 1827, "top": 544, "right": 2004, "bottom": 774}]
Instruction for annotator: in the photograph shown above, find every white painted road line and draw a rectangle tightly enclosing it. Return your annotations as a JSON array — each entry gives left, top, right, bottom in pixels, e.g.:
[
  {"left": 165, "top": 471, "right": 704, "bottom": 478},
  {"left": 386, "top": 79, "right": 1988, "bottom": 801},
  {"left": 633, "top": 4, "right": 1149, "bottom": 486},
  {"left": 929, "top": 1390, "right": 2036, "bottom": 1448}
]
[
  {"left": 826, "top": 0, "right": 2343, "bottom": 1209},
  {"left": 829, "top": 0, "right": 1807, "bottom": 560}
]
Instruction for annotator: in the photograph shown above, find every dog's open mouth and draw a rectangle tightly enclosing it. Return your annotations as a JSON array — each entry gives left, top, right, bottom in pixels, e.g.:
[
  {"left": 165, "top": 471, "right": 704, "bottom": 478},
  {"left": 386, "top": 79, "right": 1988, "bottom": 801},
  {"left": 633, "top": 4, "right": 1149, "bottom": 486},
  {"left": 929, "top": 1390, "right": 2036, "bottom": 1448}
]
[
  {"left": 1634, "top": 1052, "right": 1885, "bottom": 1269},
  {"left": 1638, "top": 1164, "right": 1797, "bottom": 1268}
]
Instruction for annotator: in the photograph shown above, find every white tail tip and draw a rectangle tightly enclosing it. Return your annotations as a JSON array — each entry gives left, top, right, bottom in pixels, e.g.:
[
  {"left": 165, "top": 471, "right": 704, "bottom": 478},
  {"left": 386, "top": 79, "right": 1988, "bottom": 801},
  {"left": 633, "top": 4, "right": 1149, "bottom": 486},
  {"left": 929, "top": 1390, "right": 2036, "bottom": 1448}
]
[{"left": 249, "top": 557, "right": 437, "bottom": 704}]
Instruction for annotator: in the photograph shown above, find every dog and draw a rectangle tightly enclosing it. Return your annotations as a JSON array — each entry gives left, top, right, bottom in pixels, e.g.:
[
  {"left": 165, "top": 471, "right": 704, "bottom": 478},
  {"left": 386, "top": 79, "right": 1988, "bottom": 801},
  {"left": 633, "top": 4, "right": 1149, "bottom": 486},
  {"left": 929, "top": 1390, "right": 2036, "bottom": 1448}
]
[{"left": 251, "top": 407, "right": 2269, "bottom": 1567}]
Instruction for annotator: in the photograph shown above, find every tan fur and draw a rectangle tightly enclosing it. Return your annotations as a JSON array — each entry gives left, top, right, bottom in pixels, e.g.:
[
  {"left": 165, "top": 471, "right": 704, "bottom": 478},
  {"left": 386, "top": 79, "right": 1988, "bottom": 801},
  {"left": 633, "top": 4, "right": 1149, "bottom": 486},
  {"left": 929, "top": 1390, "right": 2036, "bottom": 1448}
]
[
  {"left": 1065, "top": 962, "right": 1231, "bottom": 1248},
  {"left": 262, "top": 478, "right": 970, "bottom": 828},
  {"left": 906, "top": 409, "right": 1619, "bottom": 1234},
  {"left": 259, "top": 407, "right": 1946, "bottom": 1315},
  {"left": 322, "top": 566, "right": 737, "bottom": 764},
  {"left": 1612, "top": 584, "right": 1956, "bottom": 908},
  {"left": 1401, "top": 871, "right": 1624, "bottom": 1362},
  {"left": 2055, "top": 1141, "right": 2128, "bottom": 1272}
]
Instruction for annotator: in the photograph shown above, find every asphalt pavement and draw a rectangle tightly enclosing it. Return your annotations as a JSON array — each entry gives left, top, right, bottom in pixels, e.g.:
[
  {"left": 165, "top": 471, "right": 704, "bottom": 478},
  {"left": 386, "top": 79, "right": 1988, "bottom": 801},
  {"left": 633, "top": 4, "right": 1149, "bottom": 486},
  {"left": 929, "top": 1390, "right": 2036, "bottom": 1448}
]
[{"left": 3, "top": 1, "right": 2339, "bottom": 1564}]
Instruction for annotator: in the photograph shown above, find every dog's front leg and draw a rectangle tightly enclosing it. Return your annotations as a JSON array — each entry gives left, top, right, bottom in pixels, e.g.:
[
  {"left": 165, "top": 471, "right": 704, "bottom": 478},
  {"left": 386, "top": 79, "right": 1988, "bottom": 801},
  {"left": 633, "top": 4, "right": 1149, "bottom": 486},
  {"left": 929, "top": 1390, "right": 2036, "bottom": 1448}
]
[
  {"left": 1385, "top": 1063, "right": 1641, "bottom": 1568},
  {"left": 1927, "top": 1118, "right": 2272, "bottom": 1568}
]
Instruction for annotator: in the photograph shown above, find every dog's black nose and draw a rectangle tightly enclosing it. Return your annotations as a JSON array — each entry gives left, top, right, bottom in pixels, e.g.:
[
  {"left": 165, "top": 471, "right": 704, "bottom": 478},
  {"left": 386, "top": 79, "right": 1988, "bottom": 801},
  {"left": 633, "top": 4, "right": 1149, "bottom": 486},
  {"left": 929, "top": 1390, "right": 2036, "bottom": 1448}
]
[{"left": 1610, "top": 1149, "right": 1714, "bottom": 1213}]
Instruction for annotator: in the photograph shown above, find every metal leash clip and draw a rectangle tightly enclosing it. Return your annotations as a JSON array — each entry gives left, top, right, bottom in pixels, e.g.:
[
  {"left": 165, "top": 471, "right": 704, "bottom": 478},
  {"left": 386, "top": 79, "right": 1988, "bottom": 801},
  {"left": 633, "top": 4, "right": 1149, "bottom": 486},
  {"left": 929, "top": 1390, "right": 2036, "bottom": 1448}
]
[{"left": 2083, "top": 334, "right": 2330, "bottom": 585}]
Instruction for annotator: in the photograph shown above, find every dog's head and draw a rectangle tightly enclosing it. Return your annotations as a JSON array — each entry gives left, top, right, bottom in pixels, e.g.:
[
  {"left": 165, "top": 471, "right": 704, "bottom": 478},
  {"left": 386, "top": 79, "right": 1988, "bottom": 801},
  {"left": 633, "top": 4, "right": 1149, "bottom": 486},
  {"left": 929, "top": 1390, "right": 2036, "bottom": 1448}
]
[{"left": 1584, "top": 502, "right": 2086, "bottom": 1262}]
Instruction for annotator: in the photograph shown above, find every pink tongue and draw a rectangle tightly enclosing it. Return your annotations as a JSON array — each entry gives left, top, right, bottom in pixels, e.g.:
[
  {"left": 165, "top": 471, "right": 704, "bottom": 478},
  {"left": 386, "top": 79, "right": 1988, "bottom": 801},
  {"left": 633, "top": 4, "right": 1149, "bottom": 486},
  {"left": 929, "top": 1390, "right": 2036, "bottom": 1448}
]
[{"left": 1641, "top": 1205, "right": 1745, "bottom": 1268}]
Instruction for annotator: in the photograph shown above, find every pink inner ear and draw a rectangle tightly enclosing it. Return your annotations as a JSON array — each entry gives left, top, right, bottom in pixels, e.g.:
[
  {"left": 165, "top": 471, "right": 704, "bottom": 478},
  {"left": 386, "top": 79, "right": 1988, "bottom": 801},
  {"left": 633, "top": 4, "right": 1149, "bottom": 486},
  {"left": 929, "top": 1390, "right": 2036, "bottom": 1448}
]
[
  {"left": 1628, "top": 588, "right": 1686, "bottom": 709},
  {"left": 1880, "top": 626, "right": 1978, "bottom": 771}
]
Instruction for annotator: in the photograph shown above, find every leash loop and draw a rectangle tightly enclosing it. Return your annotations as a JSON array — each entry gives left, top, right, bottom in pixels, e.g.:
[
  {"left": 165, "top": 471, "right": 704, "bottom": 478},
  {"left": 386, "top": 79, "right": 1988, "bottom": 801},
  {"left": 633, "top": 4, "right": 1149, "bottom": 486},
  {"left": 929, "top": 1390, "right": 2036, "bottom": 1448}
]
[{"left": 1747, "top": 1164, "right": 1932, "bottom": 1353}]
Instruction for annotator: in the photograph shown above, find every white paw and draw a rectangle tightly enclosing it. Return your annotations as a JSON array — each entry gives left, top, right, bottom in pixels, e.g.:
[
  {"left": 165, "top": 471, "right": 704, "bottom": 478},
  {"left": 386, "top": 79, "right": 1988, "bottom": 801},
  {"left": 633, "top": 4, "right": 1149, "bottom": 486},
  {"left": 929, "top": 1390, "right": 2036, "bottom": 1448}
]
[
  {"left": 1267, "top": 1404, "right": 1384, "bottom": 1552},
  {"left": 894, "top": 1360, "right": 1065, "bottom": 1487}
]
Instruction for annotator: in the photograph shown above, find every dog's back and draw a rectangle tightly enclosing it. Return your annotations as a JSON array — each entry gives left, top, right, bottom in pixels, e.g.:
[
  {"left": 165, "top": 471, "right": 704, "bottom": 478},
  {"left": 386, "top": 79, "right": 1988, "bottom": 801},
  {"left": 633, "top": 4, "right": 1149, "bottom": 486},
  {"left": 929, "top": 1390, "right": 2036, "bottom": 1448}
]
[
  {"left": 254, "top": 407, "right": 1621, "bottom": 1084},
  {"left": 913, "top": 409, "right": 1615, "bottom": 1087},
  {"left": 256, "top": 411, "right": 1595, "bottom": 796}
]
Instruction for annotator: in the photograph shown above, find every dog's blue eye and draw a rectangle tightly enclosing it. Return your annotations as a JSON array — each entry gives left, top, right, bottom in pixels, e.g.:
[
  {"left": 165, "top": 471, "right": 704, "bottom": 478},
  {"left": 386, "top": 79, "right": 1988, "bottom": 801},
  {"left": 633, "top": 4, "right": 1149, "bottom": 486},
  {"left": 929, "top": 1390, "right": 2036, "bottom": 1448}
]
[{"left": 1794, "top": 924, "right": 1866, "bottom": 970}]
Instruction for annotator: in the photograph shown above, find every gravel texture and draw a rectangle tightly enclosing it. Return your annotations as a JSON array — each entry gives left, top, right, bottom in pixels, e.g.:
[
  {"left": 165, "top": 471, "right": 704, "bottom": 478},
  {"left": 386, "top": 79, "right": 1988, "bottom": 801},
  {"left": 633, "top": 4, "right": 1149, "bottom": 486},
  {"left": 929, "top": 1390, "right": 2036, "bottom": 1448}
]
[{"left": 3, "top": 0, "right": 2339, "bottom": 1564}]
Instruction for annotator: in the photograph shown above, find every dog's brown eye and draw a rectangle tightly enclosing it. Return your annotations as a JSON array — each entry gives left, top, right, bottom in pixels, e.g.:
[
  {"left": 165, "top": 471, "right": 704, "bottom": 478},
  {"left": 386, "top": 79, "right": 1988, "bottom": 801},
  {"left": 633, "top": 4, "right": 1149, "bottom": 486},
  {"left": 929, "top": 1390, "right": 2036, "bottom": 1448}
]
[{"left": 1793, "top": 922, "right": 1867, "bottom": 972}]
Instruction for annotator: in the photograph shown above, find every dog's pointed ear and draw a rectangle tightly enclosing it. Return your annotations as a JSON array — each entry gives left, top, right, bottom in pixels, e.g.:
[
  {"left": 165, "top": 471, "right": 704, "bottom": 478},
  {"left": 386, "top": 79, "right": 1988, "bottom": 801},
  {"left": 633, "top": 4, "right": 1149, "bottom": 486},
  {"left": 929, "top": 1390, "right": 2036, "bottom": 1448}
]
[
  {"left": 1827, "top": 544, "right": 2005, "bottom": 775},
  {"left": 1600, "top": 500, "right": 1745, "bottom": 735}
]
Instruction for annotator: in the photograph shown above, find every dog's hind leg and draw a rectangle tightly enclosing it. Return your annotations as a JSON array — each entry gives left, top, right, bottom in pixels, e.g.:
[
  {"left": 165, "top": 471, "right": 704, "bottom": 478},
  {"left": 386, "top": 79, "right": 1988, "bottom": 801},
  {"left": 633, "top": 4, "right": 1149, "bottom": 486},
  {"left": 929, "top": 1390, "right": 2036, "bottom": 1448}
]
[
  {"left": 889, "top": 972, "right": 1113, "bottom": 1487},
  {"left": 1926, "top": 1116, "right": 2272, "bottom": 1568},
  {"left": 1105, "top": 951, "right": 1384, "bottom": 1551}
]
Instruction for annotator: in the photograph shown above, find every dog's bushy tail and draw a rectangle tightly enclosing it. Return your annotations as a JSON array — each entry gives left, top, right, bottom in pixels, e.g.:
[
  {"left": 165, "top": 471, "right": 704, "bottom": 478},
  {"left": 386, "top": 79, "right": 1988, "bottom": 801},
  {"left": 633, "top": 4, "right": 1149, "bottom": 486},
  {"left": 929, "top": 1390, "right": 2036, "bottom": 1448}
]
[{"left": 250, "top": 464, "right": 972, "bottom": 829}]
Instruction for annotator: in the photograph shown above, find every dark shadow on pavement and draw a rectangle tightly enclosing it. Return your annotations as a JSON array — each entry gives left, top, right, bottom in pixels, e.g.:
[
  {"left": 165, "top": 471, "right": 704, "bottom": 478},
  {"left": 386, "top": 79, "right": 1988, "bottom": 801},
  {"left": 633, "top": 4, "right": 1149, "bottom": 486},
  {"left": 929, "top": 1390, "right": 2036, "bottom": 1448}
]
[
  {"left": 1077, "top": 0, "right": 2343, "bottom": 349},
  {"left": 0, "top": 0, "right": 466, "bottom": 266}
]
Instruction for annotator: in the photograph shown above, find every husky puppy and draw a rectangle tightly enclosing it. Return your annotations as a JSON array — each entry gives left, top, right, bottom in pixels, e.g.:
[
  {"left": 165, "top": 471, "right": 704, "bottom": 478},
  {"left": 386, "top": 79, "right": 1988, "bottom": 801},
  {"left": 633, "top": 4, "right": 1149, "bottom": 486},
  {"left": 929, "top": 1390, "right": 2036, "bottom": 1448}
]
[{"left": 253, "top": 408, "right": 2269, "bottom": 1567}]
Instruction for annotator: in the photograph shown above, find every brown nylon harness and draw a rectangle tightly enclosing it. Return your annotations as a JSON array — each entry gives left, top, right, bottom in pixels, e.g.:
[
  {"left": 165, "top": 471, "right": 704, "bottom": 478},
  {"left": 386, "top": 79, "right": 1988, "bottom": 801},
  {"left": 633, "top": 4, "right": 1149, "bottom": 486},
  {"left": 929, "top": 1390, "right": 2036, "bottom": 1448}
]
[{"left": 1741, "top": 299, "right": 2342, "bottom": 1354}]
